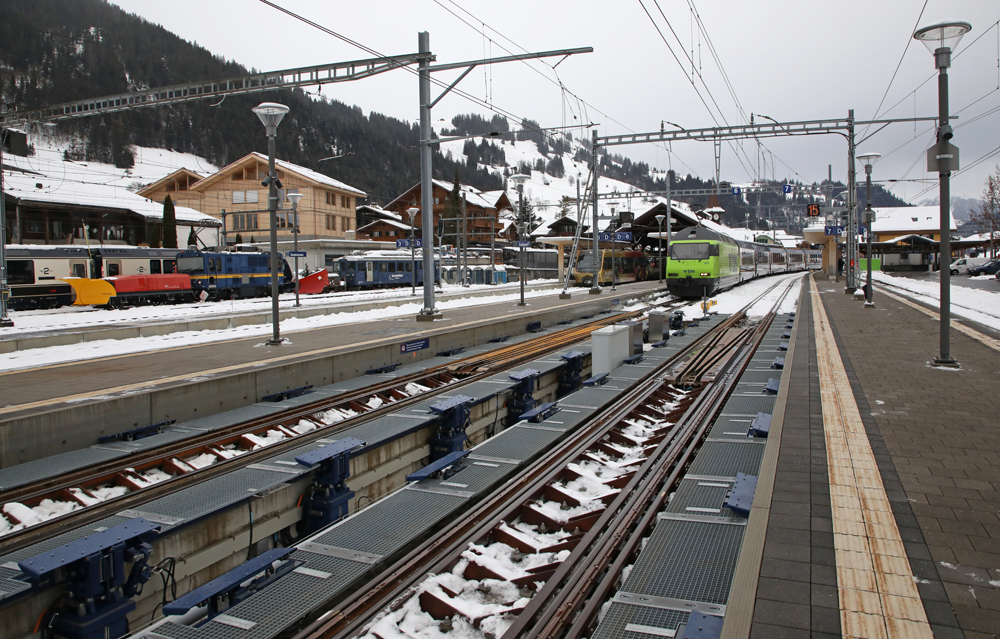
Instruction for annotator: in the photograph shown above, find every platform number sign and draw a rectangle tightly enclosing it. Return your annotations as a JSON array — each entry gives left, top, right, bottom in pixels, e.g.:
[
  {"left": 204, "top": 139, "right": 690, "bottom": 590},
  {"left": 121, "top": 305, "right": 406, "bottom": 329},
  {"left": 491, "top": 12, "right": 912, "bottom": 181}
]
[
  {"left": 807, "top": 204, "right": 821, "bottom": 217},
  {"left": 731, "top": 186, "right": 741, "bottom": 195},
  {"left": 783, "top": 184, "right": 793, "bottom": 194},
  {"left": 400, "top": 338, "right": 429, "bottom": 354}
]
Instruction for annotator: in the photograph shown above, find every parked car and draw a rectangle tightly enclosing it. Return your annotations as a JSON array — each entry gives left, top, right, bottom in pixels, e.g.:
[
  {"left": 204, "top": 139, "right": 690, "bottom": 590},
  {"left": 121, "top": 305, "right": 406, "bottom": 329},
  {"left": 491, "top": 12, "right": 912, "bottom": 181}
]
[
  {"left": 950, "top": 257, "right": 993, "bottom": 275},
  {"left": 967, "top": 260, "right": 1000, "bottom": 277}
]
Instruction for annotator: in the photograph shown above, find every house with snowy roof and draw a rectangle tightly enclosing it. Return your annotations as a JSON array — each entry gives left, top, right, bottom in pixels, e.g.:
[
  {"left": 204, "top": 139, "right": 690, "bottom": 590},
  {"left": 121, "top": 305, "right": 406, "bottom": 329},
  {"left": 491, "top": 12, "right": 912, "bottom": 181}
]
[
  {"left": 139, "top": 152, "right": 366, "bottom": 244},
  {"left": 871, "top": 206, "right": 955, "bottom": 242},
  {"left": 384, "top": 180, "right": 507, "bottom": 245},
  {"left": 2, "top": 155, "right": 219, "bottom": 247}
]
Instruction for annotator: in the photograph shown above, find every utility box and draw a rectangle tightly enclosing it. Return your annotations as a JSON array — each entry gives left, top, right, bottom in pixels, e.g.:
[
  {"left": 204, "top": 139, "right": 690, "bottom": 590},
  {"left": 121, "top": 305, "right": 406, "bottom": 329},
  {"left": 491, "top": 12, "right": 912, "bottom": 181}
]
[
  {"left": 648, "top": 311, "right": 667, "bottom": 342},
  {"left": 618, "top": 321, "right": 644, "bottom": 355},
  {"left": 592, "top": 325, "right": 630, "bottom": 376}
]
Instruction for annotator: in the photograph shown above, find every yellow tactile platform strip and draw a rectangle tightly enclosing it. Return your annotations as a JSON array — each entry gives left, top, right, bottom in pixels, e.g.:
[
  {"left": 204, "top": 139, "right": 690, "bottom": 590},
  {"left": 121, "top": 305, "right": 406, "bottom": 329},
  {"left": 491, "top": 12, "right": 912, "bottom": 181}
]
[
  {"left": 878, "top": 287, "right": 1000, "bottom": 354},
  {"left": 810, "top": 277, "right": 933, "bottom": 639}
]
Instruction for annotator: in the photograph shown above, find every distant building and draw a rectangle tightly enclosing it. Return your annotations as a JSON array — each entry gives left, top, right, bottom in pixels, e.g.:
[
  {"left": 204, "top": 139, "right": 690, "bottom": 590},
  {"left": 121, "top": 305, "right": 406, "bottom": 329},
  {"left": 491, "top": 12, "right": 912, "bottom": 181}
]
[
  {"left": 356, "top": 203, "right": 401, "bottom": 230},
  {"left": 2, "top": 156, "right": 219, "bottom": 247},
  {"left": 384, "top": 180, "right": 506, "bottom": 245},
  {"left": 356, "top": 218, "right": 414, "bottom": 241},
  {"left": 138, "top": 152, "right": 366, "bottom": 244},
  {"left": 871, "top": 206, "right": 956, "bottom": 242}
]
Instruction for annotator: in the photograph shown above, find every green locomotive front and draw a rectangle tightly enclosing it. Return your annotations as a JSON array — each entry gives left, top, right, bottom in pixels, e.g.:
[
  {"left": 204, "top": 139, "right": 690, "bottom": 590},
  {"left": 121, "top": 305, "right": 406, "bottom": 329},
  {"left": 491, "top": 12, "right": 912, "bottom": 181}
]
[{"left": 665, "top": 227, "right": 741, "bottom": 298}]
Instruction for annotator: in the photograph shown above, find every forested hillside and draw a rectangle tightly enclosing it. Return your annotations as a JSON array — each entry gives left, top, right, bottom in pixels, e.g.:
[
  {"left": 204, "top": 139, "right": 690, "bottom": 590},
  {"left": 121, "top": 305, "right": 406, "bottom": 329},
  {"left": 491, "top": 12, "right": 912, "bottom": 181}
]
[{"left": 0, "top": 0, "right": 502, "bottom": 203}]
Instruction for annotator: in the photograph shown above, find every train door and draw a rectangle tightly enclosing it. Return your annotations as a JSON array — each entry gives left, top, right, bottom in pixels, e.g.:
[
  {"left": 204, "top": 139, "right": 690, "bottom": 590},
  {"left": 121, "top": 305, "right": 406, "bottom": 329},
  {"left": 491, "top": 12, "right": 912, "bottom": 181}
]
[
  {"left": 365, "top": 261, "right": 374, "bottom": 284},
  {"left": 69, "top": 260, "right": 88, "bottom": 279}
]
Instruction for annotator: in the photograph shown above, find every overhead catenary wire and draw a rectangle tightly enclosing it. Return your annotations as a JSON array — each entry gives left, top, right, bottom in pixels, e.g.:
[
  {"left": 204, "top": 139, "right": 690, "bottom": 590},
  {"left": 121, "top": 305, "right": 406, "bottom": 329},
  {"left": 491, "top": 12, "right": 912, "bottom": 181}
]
[{"left": 427, "top": 0, "right": 702, "bottom": 178}]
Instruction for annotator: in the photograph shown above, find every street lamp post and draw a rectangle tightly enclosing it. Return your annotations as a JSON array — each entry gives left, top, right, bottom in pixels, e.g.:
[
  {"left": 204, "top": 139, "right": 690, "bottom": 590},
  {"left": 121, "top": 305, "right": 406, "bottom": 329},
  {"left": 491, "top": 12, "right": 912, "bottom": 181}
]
[
  {"left": 511, "top": 174, "right": 528, "bottom": 306},
  {"left": 655, "top": 214, "right": 665, "bottom": 283},
  {"left": 914, "top": 20, "right": 971, "bottom": 368},
  {"left": 407, "top": 207, "right": 419, "bottom": 295},
  {"left": 287, "top": 191, "right": 304, "bottom": 308},
  {"left": 608, "top": 201, "right": 619, "bottom": 291},
  {"left": 0, "top": 128, "right": 13, "bottom": 327},
  {"left": 857, "top": 152, "right": 880, "bottom": 308},
  {"left": 252, "top": 101, "right": 290, "bottom": 345}
]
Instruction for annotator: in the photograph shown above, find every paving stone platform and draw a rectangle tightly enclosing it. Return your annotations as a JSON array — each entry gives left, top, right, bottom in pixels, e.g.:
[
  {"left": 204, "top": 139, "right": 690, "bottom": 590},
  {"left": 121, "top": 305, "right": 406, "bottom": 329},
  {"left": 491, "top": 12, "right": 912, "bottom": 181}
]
[{"left": 739, "top": 276, "right": 1000, "bottom": 639}]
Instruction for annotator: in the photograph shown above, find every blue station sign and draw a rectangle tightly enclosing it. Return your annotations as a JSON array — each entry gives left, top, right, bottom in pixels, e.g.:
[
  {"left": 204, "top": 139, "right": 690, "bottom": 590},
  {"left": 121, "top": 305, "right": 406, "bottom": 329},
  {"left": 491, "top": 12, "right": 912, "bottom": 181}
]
[{"left": 400, "top": 338, "right": 430, "bottom": 354}]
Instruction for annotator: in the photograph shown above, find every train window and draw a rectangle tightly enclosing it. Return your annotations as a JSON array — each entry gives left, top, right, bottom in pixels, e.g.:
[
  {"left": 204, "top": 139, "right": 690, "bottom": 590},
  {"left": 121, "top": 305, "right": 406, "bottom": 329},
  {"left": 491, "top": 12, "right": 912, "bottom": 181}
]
[
  {"left": 405, "top": 262, "right": 412, "bottom": 272},
  {"left": 70, "top": 261, "right": 88, "bottom": 278},
  {"left": 216, "top": 258, "right": 222, "bottom": 272},
  {"left": 379, "top": 262, "right": 387, "bottom": 273},
  {"left": 107, "top": 263, "right": 121, "bottom": 277},
  {"left": 8, "top": 260, "right": 34, "bottom": 285},
  {"left": 670, "top": 243, "right": 710, "bottom": 260},
  {"left": 150, "top": 260, "right": 162, "bottom": 274},
  {"left": 709, "top": 245, "right": 720, "bottom": 257},
  {"left": 176, "top": 257, "right": 205, "bottom": 273},
  {"left": 388, "top": 262, "right": 396, "bottom": 273},
  {"left": 164, "top": 260, "right": 175, "bottom": 273}
]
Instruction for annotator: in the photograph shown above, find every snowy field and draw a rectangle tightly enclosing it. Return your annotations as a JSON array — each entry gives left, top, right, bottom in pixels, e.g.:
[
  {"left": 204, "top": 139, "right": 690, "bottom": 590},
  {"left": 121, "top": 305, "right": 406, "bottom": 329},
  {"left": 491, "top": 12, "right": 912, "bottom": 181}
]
[{"left": 872, "top": 271, "right": 1000, "bottom": 331}]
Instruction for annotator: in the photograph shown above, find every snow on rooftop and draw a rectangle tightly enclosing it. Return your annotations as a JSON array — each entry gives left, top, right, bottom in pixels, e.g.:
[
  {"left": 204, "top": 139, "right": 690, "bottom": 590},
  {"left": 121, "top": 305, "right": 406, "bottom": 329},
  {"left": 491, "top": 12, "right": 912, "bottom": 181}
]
[
  {"left": 872, "top": 206, "right": 956, "bottom": 233},
  {"left": 250, "top": 152, "right": 366, "bottom": 197},
  {"left": 3, "top": 152, "right": 219, "bottom": 225}
]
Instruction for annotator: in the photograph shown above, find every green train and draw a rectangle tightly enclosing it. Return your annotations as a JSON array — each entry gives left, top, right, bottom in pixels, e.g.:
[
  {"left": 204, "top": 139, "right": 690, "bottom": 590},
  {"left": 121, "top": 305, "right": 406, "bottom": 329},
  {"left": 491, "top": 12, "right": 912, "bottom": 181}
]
[{"left": 666, "top": 227, "right": 822, "bottom": 298}]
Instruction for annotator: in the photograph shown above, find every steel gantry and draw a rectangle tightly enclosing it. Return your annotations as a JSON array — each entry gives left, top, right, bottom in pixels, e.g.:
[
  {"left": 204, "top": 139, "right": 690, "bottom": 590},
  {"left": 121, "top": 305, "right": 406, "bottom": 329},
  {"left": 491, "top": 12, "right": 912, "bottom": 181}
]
[
  {"left": 0, "top": 55, "right": 427, "bottom": 128},
  {"left": 592, "top": 114, "right": 946, "bottom": 291}
]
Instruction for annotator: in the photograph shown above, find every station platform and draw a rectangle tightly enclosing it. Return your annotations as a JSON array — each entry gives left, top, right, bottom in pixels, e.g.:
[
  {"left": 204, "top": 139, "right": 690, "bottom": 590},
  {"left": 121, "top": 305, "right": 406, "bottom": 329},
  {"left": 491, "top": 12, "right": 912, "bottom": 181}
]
[
  {"left": 0, "top": 281, "right": 663, "bottom": 466},
  {"left": 727, "top": 275, "right": 1000, "bottom": 639}
]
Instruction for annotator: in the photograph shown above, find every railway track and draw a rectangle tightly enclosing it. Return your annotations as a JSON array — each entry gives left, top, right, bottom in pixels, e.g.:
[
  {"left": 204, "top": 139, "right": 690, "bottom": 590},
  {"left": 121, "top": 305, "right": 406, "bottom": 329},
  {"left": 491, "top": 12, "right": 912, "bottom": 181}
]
[
  {"left": 289, "top": 278, "right": 797, "bottom": 639},
  {"left": 0, "top": 292, "right": 685, "bottom": 556}
]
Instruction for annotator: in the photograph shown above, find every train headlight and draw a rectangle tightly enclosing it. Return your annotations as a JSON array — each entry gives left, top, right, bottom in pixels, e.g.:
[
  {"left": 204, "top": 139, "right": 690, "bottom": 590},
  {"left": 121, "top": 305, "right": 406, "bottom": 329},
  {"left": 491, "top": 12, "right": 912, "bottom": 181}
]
[{"left": 700, "top": 272, "right": 710, "bottom": 277}]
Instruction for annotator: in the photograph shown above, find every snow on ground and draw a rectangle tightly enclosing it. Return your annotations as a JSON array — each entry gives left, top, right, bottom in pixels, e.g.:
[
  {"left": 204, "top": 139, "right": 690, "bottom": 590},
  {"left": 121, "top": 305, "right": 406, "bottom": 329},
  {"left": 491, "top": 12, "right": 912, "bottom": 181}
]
[
  {"left": 4, "top": 281, "right": 542, "bottom": 335},
  {"left": 0, "top": 280, "right": 610, "bottom": 373},
  {"left": 671, "top": 273, "right": 805, "bottom": 320},
  {"left": 872, "top": 271, "right": 1000, "bottom": 330}
]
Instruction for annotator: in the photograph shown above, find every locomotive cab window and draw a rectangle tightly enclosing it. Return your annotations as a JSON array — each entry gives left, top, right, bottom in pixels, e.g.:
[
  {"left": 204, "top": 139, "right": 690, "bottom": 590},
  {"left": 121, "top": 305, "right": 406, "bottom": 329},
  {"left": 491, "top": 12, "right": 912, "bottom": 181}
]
[
  {"left": 670, "top": 242, "right": 711, "bottom": 260},
  {"left": 164, "top": 260, "right": 176, "bottom": 273},
  {"left": 149, "top": 260, "right": 162, "bottom": 274},
  {"left": 8, "top": 260, "right": 34, "bottom": 285},
  {"left": 70, "top": 262, "right": 88, "bottom": 278},
  {"left": 177, "top": 257, "right": 206, "bottom": 273},
  {"left": 107, "top": 262, "right": 121, "bottom": 277}
]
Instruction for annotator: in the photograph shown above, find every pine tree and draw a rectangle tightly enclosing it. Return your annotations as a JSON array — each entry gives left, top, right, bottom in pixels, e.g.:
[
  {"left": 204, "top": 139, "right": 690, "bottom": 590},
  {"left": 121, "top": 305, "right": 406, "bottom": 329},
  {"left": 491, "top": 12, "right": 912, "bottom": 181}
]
[
  {"left": 235, "top": 232, "right": 243, "bottom": 244},
  {"left": 162, "top": 195, "right": 177, "bottom": 248},
  {"left": 149, "top": 226, "right": 161, "bottom": 248}
]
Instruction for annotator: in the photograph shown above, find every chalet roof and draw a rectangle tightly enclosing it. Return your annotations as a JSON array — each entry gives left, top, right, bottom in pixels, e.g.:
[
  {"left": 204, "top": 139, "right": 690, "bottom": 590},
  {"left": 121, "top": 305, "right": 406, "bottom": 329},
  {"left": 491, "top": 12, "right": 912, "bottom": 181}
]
[
  {"left": 871, "top": 205, "right": 956, "bottom": 234},
  {"left": 2, "top": 158, "right": 219, "bottom": 226},
  {"left": 385, "top": 180, "right": 497, "bottom": 212},
  {"left": 135, "top": 167, "right": 207, "bottom": 198},
  {"left": 358, "top": 218, "right": 414, "bottom": 232},
  {"left": 530, "top": 217, "right": 582, "bottom": 237},
  {"left": 190, "top": 152, "right": 366, "bottom": 196},
  {"left": 357, "top": 204, "right": 402, "bottom": 221}
]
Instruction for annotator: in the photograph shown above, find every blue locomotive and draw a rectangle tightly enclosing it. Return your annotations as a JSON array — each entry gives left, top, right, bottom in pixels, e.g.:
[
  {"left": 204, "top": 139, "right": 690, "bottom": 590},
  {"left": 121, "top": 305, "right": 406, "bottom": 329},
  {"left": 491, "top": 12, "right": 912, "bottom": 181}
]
[
  {"left": 175, "top": 251, "right": 290, "bottom": 299},
  {"left": 329, "top": 251, "right": 440, "bottom": 289}
]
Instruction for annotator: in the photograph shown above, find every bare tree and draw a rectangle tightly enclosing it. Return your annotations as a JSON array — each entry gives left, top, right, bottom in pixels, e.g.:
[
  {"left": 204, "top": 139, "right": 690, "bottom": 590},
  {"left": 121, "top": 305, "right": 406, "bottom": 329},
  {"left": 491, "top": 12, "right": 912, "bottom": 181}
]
[{"left": 969, "top": 164, "right": 1000, "bottom": 258}]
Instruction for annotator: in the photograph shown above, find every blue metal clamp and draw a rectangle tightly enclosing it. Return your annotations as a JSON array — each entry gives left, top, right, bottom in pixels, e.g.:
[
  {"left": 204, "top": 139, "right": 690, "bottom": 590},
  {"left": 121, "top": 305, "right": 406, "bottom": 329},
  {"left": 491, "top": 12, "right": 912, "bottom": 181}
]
[
  {"left": 162, "top": 548, "right": 294, "bottom": 619},
  {"left": 297, "top": 437, "right": 365, "bottom": 534}
]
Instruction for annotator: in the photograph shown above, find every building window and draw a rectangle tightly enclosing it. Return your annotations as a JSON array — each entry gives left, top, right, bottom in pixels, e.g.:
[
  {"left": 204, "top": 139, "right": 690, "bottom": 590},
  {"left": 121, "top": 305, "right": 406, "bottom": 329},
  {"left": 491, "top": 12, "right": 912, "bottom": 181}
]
[
  {"left": 326, "top": 191, "right": 332, "bottom": 205},
  {"left": 232, "top": 190, "right": 259, "bottom": 204}
]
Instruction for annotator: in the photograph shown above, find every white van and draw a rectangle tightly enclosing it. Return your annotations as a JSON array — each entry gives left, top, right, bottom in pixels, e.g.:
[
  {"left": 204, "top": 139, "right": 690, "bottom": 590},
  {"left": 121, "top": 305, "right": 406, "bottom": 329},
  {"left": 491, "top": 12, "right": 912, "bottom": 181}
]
[{"left": 950, "top": 257, "right": 992, "bottom": 275}]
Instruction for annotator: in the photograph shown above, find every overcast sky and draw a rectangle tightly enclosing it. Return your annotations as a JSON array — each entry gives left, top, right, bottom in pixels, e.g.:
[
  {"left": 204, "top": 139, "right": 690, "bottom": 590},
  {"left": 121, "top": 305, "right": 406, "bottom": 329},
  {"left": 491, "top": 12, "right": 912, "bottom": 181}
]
[{"left": 111, "top": 0, "right": 999, "bottom": 204}]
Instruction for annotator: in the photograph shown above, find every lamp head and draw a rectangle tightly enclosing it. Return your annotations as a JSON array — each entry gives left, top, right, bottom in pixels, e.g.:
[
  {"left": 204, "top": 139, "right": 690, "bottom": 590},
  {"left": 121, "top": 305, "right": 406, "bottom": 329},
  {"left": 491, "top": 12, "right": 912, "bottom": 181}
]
[
  {"left": 655, "top": 214, "right": 666, "bottom": 225},
  {"left": 286, "top": 192, "right": 304, "bottom": 206},
  {"left": 914, "top": 21, "right": 971, "bottom": 54},
  {"left": 252, "top": 102, "right": 289, "bottom": 136},
  {"left": 510, "top": 174, "right": 528, "bottom": 190},
  {"left": 857, "top": 152, "right": 881, "bottom": 173},
  {"left": 407, "top": 207, "right": 419, "bottom": 222}
]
